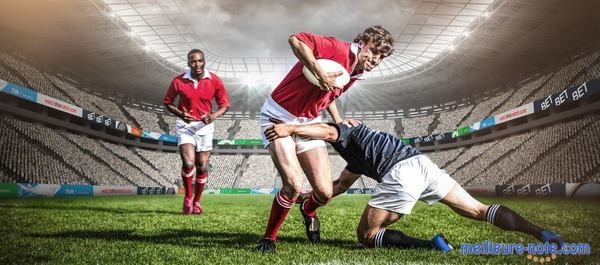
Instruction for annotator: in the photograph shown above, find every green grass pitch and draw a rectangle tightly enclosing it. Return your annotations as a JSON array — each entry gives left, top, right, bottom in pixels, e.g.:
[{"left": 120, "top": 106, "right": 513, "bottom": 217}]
[{"left": 1, "top": 195, "right": 598, "bottom": 264}]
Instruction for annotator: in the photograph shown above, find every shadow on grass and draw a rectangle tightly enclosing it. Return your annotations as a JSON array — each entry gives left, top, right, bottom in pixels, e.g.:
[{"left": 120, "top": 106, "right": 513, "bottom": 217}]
[
  {"left": 0, "top": 204, "right": 178, "bottom": 215},
  {"left": 28, "top": 229, "right": 360, "bottom": 250}
]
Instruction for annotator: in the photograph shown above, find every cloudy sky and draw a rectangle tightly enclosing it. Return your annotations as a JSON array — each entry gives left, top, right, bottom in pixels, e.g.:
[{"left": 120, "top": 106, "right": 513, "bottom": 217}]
[{"left": 181, "top": 0, "right": 416, "bottom": 57}]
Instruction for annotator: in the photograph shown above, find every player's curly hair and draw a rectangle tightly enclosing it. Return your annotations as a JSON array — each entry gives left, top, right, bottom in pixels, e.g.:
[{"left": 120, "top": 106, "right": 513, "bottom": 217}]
[
  {"left": 187, "top": 49, "right": 204, "bottom": 60},
  {"left": 354, "top": 25, "right": 395, "bottom": 58}
]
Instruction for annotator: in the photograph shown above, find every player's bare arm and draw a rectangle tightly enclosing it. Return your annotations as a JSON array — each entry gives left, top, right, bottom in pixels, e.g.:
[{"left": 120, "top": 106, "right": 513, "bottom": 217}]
[
  {"left": 327, "top": 101, "right": 361, "bottom": 126},
  {"left": 326, "top": 101, "right": 344, "bottom": 123},
  {"left": 288, "top": 35, "right": 342, "bottom": 92},
  {"left": 264, "top": 120, "right": 339, "bottom": 142},
  {"left": 200, "top": 106, "right": 229, "bottom": 125}
]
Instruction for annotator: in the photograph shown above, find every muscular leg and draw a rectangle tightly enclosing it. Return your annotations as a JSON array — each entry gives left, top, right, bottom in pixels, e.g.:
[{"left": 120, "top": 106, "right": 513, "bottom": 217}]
[
  {"left": 297, "top": 147, "right": 333, "bottom": 217},
  {"left": 179, "top": 144, "right": 196, "bottom": 197},
  {"left": 193, "top": 151, "right": 211, "bottom": 207},
  {"left": 262, "top": 136, "right": 304, "bottom": 241},
  {"left": 440, "top": 183, "right": 546, "bottom": 241},
  {"left": 179, "top": 144, "right": 196, "bottom": 214},
  {"left": 356, "top": 205, "right": 434, "bottom": 249}
]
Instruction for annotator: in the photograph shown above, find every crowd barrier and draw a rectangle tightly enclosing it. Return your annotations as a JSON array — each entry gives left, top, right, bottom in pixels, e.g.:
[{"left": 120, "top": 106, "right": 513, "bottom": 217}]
[
  {"left": 0, "top": 183, "right": 598, "bottom": 198},
  {"left": 0, "top": 183, "right": 175, "bottom": 198}
]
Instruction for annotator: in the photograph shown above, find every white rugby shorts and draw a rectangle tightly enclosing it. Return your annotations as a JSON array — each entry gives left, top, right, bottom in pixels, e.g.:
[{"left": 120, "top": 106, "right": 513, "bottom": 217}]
[
  {"left": 368, "top": 155, "right": 457, "bottom": 215},
  {"left": 259, "top": 96, "right": 326, "bottom": 154},
  {"left": 176, "top": 118, "right": 214, "bottom": 152}
]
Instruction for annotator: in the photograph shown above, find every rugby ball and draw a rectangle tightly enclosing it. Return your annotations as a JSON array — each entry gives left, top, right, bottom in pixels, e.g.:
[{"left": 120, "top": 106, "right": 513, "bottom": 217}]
[{"left": 302, "top": 59, "right": 350, "bottom": 88}]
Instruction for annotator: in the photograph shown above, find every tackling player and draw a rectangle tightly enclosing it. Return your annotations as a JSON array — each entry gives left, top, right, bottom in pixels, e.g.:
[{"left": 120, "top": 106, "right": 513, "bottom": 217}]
[
  {"left": 164, "top": 49, "right": 230, "bottom": 215},
  {"left": 264, "top": 121, "right": 563, "bottom": 250}
]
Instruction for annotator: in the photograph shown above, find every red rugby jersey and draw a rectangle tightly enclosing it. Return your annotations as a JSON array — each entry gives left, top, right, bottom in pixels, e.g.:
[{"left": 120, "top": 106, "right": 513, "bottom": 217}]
[
  {"left": 163, "top": 70, "right": 230, "bottom": 120},
  {"left": 271, "top": 32, "right": 364, "bottom": 119}
]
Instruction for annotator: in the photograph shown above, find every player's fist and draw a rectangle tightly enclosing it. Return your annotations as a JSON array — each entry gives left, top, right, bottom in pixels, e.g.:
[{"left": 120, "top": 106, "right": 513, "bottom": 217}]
[
  {"left": 342, "top": 118, "right": 361, "bottom": 127},
  {"left": 181, "top": 111, "right": 196, "bottom": 123},
  {"left": 317, "top": 71, "right": 343, "bottom": 92},
  {"left": 200, "top": 113, "right": 215, "bottom": 125},
  {"left": 264, "top": 119, "right": 294, "bottom": 141}
]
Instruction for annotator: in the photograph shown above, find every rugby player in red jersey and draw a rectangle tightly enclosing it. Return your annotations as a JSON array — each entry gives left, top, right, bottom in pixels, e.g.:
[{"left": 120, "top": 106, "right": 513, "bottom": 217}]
[
  {"left": 164, "top": 49, "right": 230, "bottom": 215},
  {"left": 256, "top": 26, "right": 394, "bottom": 253}
]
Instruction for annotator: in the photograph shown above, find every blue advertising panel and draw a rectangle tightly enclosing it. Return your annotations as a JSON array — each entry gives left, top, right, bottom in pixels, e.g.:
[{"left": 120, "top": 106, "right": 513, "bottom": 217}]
[{"left": 0, "top": 82, "right": 38, "bottom": 102}]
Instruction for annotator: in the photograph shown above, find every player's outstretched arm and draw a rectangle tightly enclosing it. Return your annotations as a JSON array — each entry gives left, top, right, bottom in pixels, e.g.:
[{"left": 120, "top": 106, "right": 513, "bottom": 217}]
[
  {"left": 264, "top": 120, "right": 339, "bottom": 142},
  {"left": 332, "top": 169, "right": 361, "bottom": 197}
]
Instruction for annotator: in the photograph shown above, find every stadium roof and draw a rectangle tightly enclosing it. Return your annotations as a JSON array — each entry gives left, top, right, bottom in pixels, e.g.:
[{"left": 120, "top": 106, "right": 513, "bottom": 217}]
[
  {"left": 98, "top": 0, "right": 500, "bottom": 82},
  {"left": 0, "top": 0, "right": 599, "bottom": 111}
]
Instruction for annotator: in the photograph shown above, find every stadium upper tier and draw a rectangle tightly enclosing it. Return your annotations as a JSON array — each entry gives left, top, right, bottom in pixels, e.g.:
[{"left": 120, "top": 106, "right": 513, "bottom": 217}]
[{"left": 97, "top": 0, "right": 503, "bottom": 82}]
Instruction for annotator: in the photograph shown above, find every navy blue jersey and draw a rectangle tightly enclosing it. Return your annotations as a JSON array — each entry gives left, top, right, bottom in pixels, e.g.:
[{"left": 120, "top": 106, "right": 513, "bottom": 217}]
[{"left": 329, "top": 123, "right": 421, "bottom": 182}]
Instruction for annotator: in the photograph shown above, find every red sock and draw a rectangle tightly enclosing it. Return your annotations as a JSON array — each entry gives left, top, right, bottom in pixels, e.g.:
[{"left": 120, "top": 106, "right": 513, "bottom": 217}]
[
  {"left": 263, "top": 191, "right": 295, "bottom": 241},
  {"left": 302, "top": 192, "right": 328, "bottom": 218},
  {"left": 181, "top": 167, "right": 195, "bottom": 198},
  {"left": 194, "top": 171, "right": 207, "bottom": 203}
]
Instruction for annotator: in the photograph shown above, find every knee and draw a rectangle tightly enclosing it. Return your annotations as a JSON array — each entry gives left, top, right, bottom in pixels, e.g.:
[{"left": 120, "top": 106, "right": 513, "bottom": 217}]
[
  {"left": 312, "top": 189, "right": 333, "bottom": 205},
  {"left": 281, "top": 184, "right": 302, "bottom": 200},
  {"left": 195, "top": 162, "right": 208, "bottom": 173},
  {"left": 182, "top": 161, "right": 195, "bottom": 170},
  {"left": 356, "top": 227, "right": 376, "bottom": 248}
]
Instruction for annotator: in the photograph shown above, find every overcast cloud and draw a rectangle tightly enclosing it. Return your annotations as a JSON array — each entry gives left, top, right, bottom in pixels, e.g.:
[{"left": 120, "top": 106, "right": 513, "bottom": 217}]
[{"left": 182, "top": 0, "right": 416, "bottom": 57}]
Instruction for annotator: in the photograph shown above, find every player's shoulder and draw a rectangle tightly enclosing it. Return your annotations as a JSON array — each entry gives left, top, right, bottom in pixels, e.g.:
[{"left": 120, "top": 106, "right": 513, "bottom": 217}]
[
  {"left": 207, "top": 71, "right": 224, "bottom": 82},
  {"left": 298, "top": 32, "right": 349, "bottom": 47},
  {"left": 169, "top": 73, "right": 187, "bottom": 88},
  {"left": 171, "top": 73, "right": 187, "bottom": 82},
  {"left": 334, "top": 122, "right": 364, "bottom": 137},
  {"left": 208, "top": 72, "right": 227, "bottom": 89}
]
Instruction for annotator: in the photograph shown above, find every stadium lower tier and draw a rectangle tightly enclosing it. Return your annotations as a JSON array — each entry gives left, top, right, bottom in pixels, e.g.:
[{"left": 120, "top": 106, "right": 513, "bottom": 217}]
[{"left": 0, "top": 114, "right": 599, "bottom": 188}]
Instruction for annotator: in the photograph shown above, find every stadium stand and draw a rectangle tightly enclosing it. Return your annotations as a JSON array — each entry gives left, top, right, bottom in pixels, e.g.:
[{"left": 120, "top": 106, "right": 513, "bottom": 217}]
[
  {"left": 433, "top": 107, "right": 472, "bottom": 134},
  {"left": 427, "top": 148, "right": 464, "bottom": 169},
  {"left": 526, "top": 53, "right": 597, "bottom": 103},
  {"left": 63, "top": 133, "right": 160, "bottom": 187},
  {"left": 494, "top": 74, "right": 552, "bottom": 114},
  {"left": 0, "top": 51, "right": 74, "bottom": 105},
  {"left": 363, "top": 119, "right": 396, "bottom": 134},
  {"left": 443, "top": 142, "right": 496, "bottom": 176},
  {"left": 124, "top": 106, "right": 164, "bottom": 133},
  {"left": 5, "top": 117, "right": 131, "bottom": 186},
  {"left": 235, "top": 119, "right": 261, "bottom": 139},
  {"left": 0, "top": 117, "right": 87, "bottom": 184},
  {"left": 459, "top": 91, "right": 511, "bottom": 127},
  {"left": 214, "top": 119, "right": 235, "bottom": 139},
  {"left": 161, "top": 114, "right": 178, "bottom": 135},
  {"left": 135, "top": 149, "right": 180, "bottom": 184},
  {"left": 48, "top": 74, "right": 135, "bottom": 125},
  {"left": 510, "top": 116, "right": 600, "bottom": 184},
  {"left": 451, "top": 131, "right": 536, "bottom": 184},
  {"left": 0, "top": 55, "right": 27, "bottom": 87},
  {"left": 100, "top": 141, "right": 173, "bottom": 187},
  {"left": 238, "top": 155, "right": 277, "bottom": 189},
  {"left": 571, "top": 52, "right": 600, "bottom": 86},
  {"left": 400, "top": 115, "right": 435, "bottom": 137},
  {"left": 207, "top": 154, "right": 244, "bottom": 189},
  {"left": 467, "top": 116, "right": 596, "bottom": 185}
]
